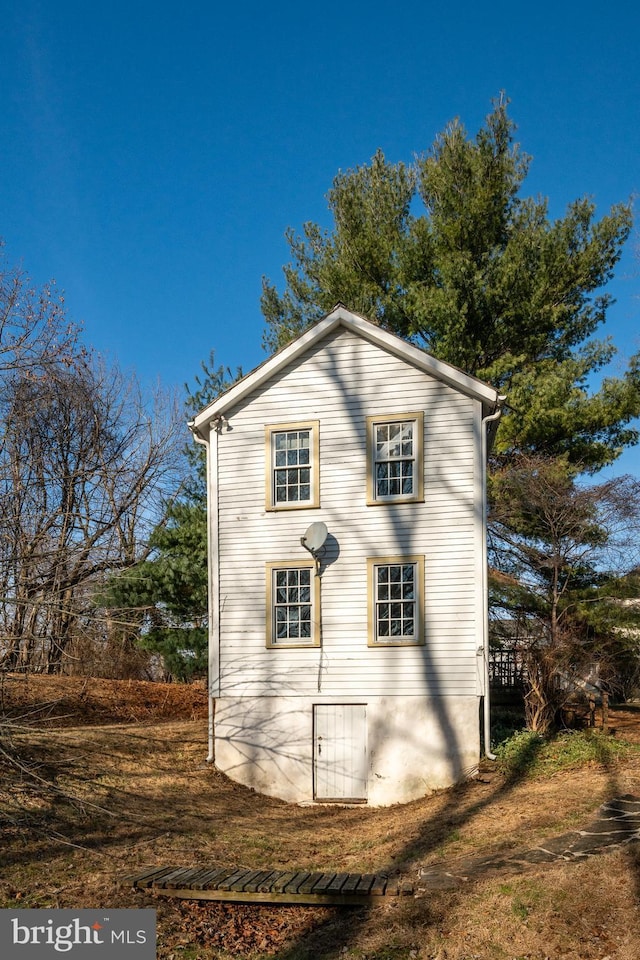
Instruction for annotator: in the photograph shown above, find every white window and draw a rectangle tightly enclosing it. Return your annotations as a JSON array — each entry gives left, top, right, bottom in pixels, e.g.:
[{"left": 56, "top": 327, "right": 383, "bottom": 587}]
[
  {"left": 366, "top": 413, "right": 424, "bottom": 504},
  {"left": 265, "top": 421, "right": 319, "bottom": 510},
  {"left": 367, "top": 556, "right": 424, "bottom": 646},
  {"left": 266, "top": 561, "right": 320, "bottom": 647}
]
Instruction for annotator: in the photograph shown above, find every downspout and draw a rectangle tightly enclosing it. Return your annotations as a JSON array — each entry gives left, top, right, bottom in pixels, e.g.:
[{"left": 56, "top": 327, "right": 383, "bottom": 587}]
[
  {"left": 190, "top": 423, "right": 216, "bottom": 764},
  {"left": 481, "top": 398, "right": 506, "bottom": 761}
]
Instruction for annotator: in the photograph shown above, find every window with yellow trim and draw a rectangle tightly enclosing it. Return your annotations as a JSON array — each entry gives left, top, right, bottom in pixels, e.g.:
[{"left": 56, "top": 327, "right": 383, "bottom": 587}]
[
  {"left": 366, "top": 413, "right": 424, "bottom": 504},
  {"left": 367, "top": 556, "right": 424, "bottom": 646},
  {"left": 265, "top": 421, "right": 319, "bottom": 510},
  {"left": 266, "top": 561, "right": 320, "bottom": 647}
]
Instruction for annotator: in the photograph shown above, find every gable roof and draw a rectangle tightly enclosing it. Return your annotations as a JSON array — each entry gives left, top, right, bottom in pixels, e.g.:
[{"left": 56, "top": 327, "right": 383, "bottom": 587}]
[{"left": 191, "top": 304, "right": 502, "bottom": 435}]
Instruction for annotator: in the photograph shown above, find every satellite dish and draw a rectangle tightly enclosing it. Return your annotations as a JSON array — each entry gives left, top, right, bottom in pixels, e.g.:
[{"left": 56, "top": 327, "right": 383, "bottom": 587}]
[{"left": 301, "top": 521, "right": 328, "bottom": 557}]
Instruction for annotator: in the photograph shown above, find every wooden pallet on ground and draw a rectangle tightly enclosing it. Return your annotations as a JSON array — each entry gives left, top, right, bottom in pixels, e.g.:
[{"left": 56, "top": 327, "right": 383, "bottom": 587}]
[{"left": 124, "top": 865, "right": 414, "bottom": 906}]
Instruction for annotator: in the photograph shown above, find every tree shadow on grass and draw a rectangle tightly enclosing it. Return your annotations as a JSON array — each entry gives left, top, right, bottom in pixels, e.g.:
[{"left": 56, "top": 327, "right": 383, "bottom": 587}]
[
  {"left": 265, "top": 727, "right": 640, "bottom": 960},
  {"left": 247, "top": 732, "right": 549, "bottom": 960},
  {"left": 587, "top": 728, "right": 640, "bottom": 905},
  {"left": 5, "top": 714, "right": 639, "bottom": 958}
]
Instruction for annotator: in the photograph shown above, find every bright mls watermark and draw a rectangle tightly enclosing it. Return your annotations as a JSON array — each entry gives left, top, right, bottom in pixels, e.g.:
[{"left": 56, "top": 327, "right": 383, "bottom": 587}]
[{"left": 0, "top": 909, "right": 156, "bottom": 958}]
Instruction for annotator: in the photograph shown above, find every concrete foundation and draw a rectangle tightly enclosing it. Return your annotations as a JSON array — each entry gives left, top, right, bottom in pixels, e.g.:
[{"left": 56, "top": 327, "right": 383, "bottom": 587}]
[{"left": 213, "top": 694, "right": 480, "bottom": 806}]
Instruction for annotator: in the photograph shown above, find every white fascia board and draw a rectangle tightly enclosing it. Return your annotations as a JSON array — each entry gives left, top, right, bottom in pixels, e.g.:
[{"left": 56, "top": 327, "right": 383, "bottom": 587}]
[
  {"left": 191, "top": 310, "right": 342, "bottom": 432},
  {"left": 191, "top": 305, "right": 500, "bottom": 432}
]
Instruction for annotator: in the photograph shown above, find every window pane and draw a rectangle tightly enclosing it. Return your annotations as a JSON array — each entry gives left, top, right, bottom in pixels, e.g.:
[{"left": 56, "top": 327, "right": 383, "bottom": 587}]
[
  {"left": 401, "top": 461, "right": 414, "bottom": 494},
  {"left": 376, "top": 424, "right": 389, "bottom": 451}
]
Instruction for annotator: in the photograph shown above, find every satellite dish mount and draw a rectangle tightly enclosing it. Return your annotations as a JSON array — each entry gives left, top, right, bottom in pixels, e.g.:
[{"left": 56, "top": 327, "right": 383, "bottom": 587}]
[{"left": 301, "top": 521, "right": 328, "bottom": 572}]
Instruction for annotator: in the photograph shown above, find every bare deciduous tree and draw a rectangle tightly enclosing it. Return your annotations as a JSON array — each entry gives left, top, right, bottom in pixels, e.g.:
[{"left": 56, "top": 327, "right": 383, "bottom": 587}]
[
  {"left": 490, "top": 455, "right": 640, "bottom": 732},
  {"left": 0, "top": 243, "right": 81, "bottom": 379},
  {"left": 0, "top": 249, "right": 183, "bottom": 673}
]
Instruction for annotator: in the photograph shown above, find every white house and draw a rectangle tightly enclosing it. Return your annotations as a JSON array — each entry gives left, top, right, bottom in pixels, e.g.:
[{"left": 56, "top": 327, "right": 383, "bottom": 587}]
[{"left": 190, "top": 304, "right": 504, "bottom": 806}]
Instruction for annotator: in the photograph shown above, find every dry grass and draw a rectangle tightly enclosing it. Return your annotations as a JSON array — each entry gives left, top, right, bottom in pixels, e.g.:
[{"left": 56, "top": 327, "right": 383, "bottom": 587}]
[{"left": 2, "top": 675, "right": 640, "bottom": 959}]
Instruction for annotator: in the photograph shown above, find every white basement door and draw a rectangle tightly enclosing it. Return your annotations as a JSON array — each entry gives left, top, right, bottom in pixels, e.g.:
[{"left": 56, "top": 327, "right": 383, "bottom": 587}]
[{"left": 313, "top": 703, "right": 368, "bottom": 802}]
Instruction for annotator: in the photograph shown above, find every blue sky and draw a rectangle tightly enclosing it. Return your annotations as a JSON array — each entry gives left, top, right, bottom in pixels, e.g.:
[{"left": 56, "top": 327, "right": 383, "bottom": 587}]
[{"left": 2, "top": 2, "right": 639, "bottom": 469}]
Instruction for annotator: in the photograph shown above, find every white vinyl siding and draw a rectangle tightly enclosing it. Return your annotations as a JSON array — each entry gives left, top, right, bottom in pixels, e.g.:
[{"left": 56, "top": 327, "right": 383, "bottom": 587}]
[{"left": 213, "top": 328, "right": 482, "bottom": 699}]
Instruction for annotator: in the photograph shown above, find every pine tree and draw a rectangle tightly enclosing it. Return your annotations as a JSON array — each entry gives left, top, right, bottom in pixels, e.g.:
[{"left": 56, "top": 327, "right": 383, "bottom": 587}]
[
  {"left": 262, "top": 98, "right": 638, "bottom": 471},
  {"left": 103, "top": 355, "right": 241, "bottom": 680}
]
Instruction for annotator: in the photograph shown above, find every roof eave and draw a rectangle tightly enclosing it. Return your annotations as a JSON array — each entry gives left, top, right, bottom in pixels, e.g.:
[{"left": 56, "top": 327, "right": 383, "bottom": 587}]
[{"left": 191, "top": 304, "right": 501, "bottom": 431}]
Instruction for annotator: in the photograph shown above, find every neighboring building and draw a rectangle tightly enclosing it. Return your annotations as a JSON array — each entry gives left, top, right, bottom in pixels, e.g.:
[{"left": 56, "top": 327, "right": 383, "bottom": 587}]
[{"left": 190, "top": 304, "right": 503, "bottom": 805}]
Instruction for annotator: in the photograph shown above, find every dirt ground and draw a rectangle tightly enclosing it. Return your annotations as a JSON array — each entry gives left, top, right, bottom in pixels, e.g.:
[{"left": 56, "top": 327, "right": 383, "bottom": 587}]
[
  {"left": 0, "top": 672, "right": 209, "bottom": 725},
  {"left": 3, "top": 674, "right": 640, "bottom": 960}
]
